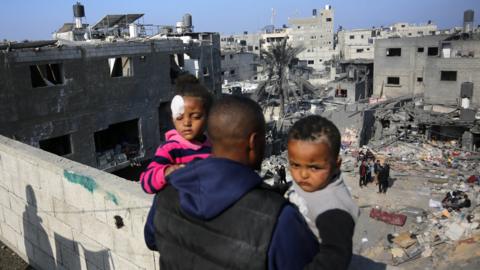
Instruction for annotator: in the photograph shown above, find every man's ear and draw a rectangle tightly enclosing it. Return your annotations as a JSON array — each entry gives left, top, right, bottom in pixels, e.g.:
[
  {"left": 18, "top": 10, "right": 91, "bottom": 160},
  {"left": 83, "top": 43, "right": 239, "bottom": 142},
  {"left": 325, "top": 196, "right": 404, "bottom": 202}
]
[{"left": 248, "top": 132, "right": 257, "bottom": 152}]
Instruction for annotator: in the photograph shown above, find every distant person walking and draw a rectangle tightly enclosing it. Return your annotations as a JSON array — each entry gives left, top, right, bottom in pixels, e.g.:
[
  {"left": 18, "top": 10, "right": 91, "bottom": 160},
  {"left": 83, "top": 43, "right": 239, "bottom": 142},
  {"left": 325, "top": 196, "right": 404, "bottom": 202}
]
[
  {"left": 374, "top": 160, "right": 381, "bottom": 185},
  {"left": 359, "top": 160, "right": 367, "bottom": 188},
  {"left": 378, "top": 160, "right": 390, "bottom": 193}
]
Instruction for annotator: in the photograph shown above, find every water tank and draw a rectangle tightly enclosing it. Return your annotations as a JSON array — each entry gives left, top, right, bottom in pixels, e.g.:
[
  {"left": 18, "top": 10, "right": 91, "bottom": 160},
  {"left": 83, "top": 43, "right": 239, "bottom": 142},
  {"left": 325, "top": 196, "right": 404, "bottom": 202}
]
[
  {"left": 73, "top": 2, "right": 85, "bottom": 18},
  {"left": 464, "top": 10, "right": 474, "bottom": 33},
  {"left": 129, "top": 23, "right": 138, "bottom": 38},
  {"left": 183, "top": 13, "right": 192, "bottom": 28},
  {"left": 325, "top": 5, "right": 331, "bottom": 10},
  {"left": 313, "top": 9, "right": 317, "bottom": 16},
  {"left": 176, "top": 21, "right": 184, "bottom": 34}
]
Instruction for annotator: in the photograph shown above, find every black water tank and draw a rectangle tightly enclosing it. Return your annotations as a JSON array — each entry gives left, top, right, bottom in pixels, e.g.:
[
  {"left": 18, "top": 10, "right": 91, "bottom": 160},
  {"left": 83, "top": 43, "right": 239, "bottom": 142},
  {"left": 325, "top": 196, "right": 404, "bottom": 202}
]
[
  {"left": 464, "top": 10, "right": 474, "bottom": 23},
  {"left": 313, "top": 9, "right": 317, "bottom": 16},
  {"left": 73, "top": 2, "right": 85, "bottom": 18},
  {"left": 461, "top": 82, "right": 474, "bottom": 98}
]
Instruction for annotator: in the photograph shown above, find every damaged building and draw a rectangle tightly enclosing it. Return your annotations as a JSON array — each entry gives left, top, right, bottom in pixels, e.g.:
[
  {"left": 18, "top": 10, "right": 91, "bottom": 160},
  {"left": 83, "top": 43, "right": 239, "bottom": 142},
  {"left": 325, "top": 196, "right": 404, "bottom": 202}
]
[
  {"left": 0, "top": 3, "right": 221, "bottom": 172},
  {"left": 370, "top": 10, "right": 480, "bottom": 151}
]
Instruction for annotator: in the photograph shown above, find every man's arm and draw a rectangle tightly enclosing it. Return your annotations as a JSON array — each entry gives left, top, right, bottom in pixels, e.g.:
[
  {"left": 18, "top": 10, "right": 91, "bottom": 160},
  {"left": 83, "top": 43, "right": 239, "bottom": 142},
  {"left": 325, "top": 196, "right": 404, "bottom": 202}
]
[
  {"left": 304, "top": 209, "right": 355, "bottom": 270},
  {"left": 268, "top": 205, "right": 319, "bottom": 270}
]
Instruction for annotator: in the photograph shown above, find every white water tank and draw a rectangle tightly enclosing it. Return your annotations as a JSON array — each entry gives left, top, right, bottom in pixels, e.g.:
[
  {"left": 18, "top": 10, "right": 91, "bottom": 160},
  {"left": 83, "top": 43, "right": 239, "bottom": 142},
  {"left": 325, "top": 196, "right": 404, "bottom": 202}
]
[
  {"left": 176, "top": 21, "right": 184, "bottom": 34},
  {"left": 325, "top": 4, "right": 331, "bottom": 10},
  {"left": 129, "top": 23, "right": 138, "bottom": 38}
]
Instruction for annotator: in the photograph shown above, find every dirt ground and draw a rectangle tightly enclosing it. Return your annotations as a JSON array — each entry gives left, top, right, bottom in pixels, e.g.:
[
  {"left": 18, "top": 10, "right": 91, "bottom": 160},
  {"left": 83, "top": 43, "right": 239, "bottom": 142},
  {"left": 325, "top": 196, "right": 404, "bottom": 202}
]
[{"left": 0, "top": 242, "right": 31, "bottom": 270}]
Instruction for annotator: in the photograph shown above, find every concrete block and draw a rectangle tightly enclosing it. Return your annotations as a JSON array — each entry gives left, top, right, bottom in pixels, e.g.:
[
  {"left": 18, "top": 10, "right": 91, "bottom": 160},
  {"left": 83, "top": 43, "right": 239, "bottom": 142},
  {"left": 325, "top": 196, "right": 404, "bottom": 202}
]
[
  {"left": 22, "top": 220, "right": 39, "bottom": 248},
  {"left": 34, "top": 247, "right": 57, "bottom": 270},
  {"left": 17, "top": 160, "right": 41, "bottom": 190},
  {"left": 48, "top": 217, "right": 74, "bottom": 248},
  {"left": 9, "top": 192, "right": 27, "bottom": 217},
  {"left": 1, "top": 153, "right": 19, "bottom": 179},
  {"left": 112, "top": 226, "right": 153, "bottom": 269},
  {"left": 39, "top": 167, "right": 65, "bottom": 200},
  {"left": 80, "top": 214, "right": 114, "bottom": 248},
  {"left": 32, "top": 186, "right": 54, "bottom": 212},
  {"left": 74, "top": 232, "right": 109, "bottom": 270},
  {"left": 92, "top": 192, "right": 107, "bottom": 223},
  {"left": 0, "top": 187, "right": 11, "bottom": 208},
  {"left": 63, "top": 174, "right": 95, "bottom": 212},
  {"left": 0, "top": 222, "right": 19, "bottom": 249},
  {"left": 110, "top": 253, "right": 142, "bottom": 270},
  {"left": 37, "top": 227, "right": 57, "bottom": 261},
  {"left": 1, "top": 171, "right": 14, "bottom": 191},
  {"left": 3, "top": 206, "right": 21, "bottom": 234},
  {"left": 53, "top": 198, "right": 83, "bottom": 232}
]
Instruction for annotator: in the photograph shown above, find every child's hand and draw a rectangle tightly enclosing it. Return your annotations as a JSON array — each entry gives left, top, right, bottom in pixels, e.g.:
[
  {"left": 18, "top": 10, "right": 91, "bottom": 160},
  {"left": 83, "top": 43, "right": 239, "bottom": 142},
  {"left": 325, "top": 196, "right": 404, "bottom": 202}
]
[{"left": 165, "top": 164, "right": 185, "bottom": 176}]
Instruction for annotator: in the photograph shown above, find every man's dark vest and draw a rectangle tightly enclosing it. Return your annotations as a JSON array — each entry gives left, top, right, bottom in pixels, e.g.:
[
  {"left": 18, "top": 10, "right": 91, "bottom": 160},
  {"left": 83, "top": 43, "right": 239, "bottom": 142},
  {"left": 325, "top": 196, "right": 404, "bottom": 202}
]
[{"left": 154, "top": 185, "right": 287, "bottom": 270}]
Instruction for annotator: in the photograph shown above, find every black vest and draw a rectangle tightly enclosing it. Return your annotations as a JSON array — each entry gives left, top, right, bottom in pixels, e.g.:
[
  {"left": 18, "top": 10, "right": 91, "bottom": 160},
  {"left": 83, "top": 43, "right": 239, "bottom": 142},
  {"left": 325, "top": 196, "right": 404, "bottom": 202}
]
[{"left": 154, "top": 185, "right": 287, "bottom": 270}]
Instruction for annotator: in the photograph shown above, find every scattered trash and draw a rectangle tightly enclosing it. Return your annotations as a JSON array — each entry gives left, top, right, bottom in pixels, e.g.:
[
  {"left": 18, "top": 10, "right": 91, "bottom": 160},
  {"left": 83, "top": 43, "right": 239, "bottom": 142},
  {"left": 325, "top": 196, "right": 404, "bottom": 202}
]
[{"left": 369, "top": 208, "right": 407, "bottom": 226}]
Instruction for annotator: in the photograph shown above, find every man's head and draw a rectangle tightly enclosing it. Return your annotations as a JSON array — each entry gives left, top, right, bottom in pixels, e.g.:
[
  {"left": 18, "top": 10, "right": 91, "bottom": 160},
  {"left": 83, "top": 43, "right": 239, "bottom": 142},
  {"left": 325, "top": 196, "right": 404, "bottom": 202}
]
[
  {"left": 208, "top": 95, "right": 266, "bottom": 170},
  {"left": 287, "top": 115, "right": 342, "bottom": 192}
]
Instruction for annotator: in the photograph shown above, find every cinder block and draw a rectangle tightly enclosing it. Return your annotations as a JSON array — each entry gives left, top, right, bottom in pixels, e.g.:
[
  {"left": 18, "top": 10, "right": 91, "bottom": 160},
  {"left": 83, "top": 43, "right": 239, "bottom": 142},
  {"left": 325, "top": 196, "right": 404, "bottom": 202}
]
[
  {"left": 80, "top": 214, "right": 114, "bottom": 248},
  {"left": 3, "top": 206, "right": 21, "bottom": 234},
  {"left": 0, "top": 187, "right": 11, "bottom": 208},
  {"left": 73, "top": 232, "right": 109, "bottom": 269},
  {"left": 34, "top": 247, "right": 57, "bottom": 270},
  {"left": 92, "top": 192, "right": 107, "bottom": 223},
  {"left": 112, "top": 226, "right": 153, "bottom": 268},
  {"left": 22, "top": 219, "right": 39, "bottom": 248},
  {"left": 47, "top": 217, "right": 74, "bottom": 247},
  {"left": 63, "top": 180, "right": 95, "bottom": 213},
  {"left": 17, "top": 160, "right": 41, "bottom": 190},
  {"left": 110, "top": 253, "right": 142, "bottom": 270},
  {"left": 32, "top": 186, "right": 54, "bottom": 212},
  {"left": 53, "top": 198, "right": 83, "bottom": 232},
  {"left": 1, "top": 171, "right": 14, "bottom": 191},
  {"left": 0, "top": 222, "right": 19, "bottom": 249},
  {"left": 9, "top": 193, "right": 27, "bottom": 217},
  {"left": 39, "top": 167, "right": 65, "bottom": 200}
]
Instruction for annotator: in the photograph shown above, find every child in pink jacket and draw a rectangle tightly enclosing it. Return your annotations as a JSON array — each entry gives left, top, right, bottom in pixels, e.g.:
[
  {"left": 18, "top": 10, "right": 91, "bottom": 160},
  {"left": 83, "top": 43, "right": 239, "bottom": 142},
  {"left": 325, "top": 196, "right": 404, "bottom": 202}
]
[{"left": 140, "top": 75, "right": 213, "bottom": 194}]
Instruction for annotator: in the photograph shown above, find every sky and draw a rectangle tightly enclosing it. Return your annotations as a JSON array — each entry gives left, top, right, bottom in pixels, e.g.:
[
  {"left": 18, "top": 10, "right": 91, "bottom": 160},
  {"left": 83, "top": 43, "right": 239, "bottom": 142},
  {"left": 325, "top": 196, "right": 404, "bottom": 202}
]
[{"left": 0, "top": 0, "right": 479, "bottom": 41}]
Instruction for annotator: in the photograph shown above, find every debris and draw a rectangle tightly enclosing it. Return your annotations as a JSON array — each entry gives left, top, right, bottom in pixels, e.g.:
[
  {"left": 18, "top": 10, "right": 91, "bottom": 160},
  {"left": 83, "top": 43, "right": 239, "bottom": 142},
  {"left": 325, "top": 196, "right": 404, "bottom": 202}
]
[
  {"left": 393, "top": 232, "right": 417, "bottom": 248},
  {"left": 429, "top": 199, "right": 442, "bottom": 208},
  {"left": 369, "top": 208, "right": 407, "bottom": 226},
  {"left": 391, "top": 248, "right": 405, "bottom": 258},
  {"left": 445, "top": 223, "right": 466, "bottom": 241}
]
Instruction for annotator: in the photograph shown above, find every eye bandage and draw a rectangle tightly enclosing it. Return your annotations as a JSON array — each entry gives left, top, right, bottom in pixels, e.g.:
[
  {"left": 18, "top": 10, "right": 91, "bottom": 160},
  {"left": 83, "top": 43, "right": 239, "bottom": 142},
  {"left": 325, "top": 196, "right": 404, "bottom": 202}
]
[{"left": 171, "top": 95, "right": 185, "bottom": 119}]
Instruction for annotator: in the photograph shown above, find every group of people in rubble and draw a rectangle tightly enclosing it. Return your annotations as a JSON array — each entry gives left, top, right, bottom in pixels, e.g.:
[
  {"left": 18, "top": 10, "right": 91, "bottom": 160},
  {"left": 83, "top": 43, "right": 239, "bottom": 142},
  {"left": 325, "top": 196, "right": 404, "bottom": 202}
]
[
  {"left": 138, "top": 74, "right": 359, "bottom": 269},
  {"left": 358, "top": 149, "right": 390, "bottom": 193}
]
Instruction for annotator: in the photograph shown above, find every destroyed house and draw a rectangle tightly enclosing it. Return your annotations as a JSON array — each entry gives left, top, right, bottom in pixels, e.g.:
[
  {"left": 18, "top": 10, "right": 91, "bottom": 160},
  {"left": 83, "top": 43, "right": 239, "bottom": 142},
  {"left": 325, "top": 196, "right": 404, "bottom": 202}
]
[{"left": 0, "top": 38, "right": 221, "bottom": 172}]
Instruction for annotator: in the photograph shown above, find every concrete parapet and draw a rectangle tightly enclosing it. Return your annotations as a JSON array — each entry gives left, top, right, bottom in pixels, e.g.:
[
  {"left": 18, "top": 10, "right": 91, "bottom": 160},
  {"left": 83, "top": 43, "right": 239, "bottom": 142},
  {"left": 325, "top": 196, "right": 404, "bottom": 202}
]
[{"left": 0, "top": 135, "right": 157, "bottom": 269}]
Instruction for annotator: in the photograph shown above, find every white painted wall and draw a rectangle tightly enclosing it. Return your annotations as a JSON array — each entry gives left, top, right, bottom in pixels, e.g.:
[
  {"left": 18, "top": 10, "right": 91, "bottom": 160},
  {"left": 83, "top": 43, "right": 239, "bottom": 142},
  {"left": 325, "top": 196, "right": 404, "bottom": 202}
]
[{"left": 0, "top": 135, "right": 158, "bottom": 270}]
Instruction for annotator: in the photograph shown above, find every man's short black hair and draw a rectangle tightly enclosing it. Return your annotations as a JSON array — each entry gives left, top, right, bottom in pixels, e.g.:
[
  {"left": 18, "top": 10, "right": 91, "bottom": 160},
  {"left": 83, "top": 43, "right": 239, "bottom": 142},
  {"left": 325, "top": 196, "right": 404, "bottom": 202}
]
[
  {"left": 288, "top": 115, "right": 341, "bottom": 159},
  {"left": 208, "top": 95, "right": 265, "bottom": 143},
  {"left": 174, "top": 74, "right": 213, "bottom": 114}
]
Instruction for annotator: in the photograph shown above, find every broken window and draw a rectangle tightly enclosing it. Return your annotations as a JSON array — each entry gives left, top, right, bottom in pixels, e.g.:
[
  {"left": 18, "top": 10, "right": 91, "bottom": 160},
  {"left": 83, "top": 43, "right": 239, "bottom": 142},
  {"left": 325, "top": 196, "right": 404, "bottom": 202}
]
[
  {"left": 349, "top": 35, "right": 354, "bottom": 39},
  {"left": 30, "top": 63, "right": 64, "bottom": 88},
  {"left": 440, "top": 71, "right": 457, "bottom": 81},
  {"left": 360, "top": 35, "right": 364, "bottom": 39},
  {"left": 417, "top": 47, "right": 424, "bottom": 53},
  {"left": 417, "top": 31, "right": 424, "bottom": 35},
  {"left": 239, "top": 40, "right": 247, "bottom": 46},
  {"left": 203, "top": 67, "right": 209, "bottom": 76},
  {"left": 326, "top": 18, "right": 332, "bottom": 22},
  {"left": 39, "top": 134, "right": 72, "bottom": 156},
  {"left": 417, "top": 77, "right": 423, "bottom": 82},
  {"left": 94, "top": 119, "right": 141, "bottom": 169},
  {"left": 387, "top": 77, "right": 400, "bottom": 85},
  {"left": 230, "top": 70, "right": 235, "bottom": 75},
  {"left": 230, "top": 54, "right": 234, "bottom": 59},
  {"left": 221, "top": 55, "right": 225, "bottom": 60},
  {"left": 335, "top": 89, "right": 348, "bottom": 97},
  {"left": 307, "top": 60, "right": 314, "bottom": 65},
  {"left": 254, "top": 46, "right": 259, "bottom": 50},
  {"left": 427, "top": 47, "right": 438, "bottom": 56},
  {"left": 247, "top": 45, "right": 253, "bottom": 51},
  {"left": 108, "top": 57, "right": 133, "bottom": 77},
  {"left": 356, "top": 49, "right": 364, "bottom": 53},
  {"left": 386, "top": 48, "right": 401, "bottom": 57}
]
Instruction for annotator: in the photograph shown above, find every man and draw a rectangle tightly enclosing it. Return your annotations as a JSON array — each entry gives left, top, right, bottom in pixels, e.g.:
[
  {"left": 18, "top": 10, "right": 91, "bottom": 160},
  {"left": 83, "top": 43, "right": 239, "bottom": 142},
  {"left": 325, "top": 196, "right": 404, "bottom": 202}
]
[{"left": 147, "top": 95, "right": 318, "bottom": 269}]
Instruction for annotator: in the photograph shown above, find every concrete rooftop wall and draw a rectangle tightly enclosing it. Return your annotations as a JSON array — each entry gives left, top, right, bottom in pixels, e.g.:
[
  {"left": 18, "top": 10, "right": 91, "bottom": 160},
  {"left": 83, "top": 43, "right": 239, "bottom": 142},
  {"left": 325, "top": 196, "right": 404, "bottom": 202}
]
[{"left": 0, "top": 135, "right": 157, "bottom": 270}]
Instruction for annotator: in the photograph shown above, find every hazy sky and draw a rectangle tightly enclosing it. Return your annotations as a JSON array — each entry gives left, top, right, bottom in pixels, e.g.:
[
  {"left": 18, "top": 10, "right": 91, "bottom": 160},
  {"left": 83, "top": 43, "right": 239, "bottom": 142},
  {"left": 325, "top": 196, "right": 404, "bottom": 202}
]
[{"left": 1, "top": 0, "right": 479, "bottom": 41}]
